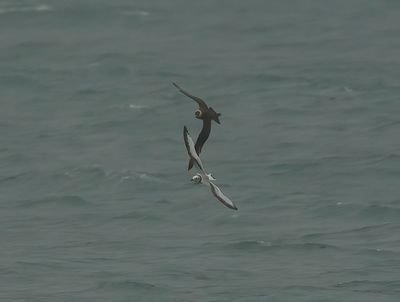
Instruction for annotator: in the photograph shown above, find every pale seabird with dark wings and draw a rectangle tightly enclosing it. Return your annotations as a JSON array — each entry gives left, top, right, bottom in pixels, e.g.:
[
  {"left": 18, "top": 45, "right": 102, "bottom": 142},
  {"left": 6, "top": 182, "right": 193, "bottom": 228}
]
[
  {"left": 173, "top": 82, "right": 221, "bottom": 170},
  {"left": 183, "top": 126, "right": 238, "bottom": 210}
]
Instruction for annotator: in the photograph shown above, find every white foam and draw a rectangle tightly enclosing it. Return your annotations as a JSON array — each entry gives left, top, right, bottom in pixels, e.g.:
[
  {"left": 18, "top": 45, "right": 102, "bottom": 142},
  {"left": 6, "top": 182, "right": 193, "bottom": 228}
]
[
  {"left": 122, "top": 10, "right": 150, "bottom": 17},
  {"left": 35, "top": 5, "right": 52, "bottom": 12},
  {"left": 0, "top": 4, "right": 53, "bottom": 14},
  {"left": 129, "top": 104, "right": 146, "bottom": 110}
]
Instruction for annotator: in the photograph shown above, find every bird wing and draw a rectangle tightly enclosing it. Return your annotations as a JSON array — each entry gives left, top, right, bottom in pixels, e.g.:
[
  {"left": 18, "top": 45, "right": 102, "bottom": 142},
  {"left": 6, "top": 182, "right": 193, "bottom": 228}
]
[
  {"left": 195, "top": 118, "right": 212, "bottom": 155},
  {"left": 183, "top": 126, "right": 206, "bottom": 173},
  {"left": 209, "top": 181, "right": 238, "bottom": 210},
  {"left": 187, "top": 118, "right": 212, "bottom": 170},
  {"left": 173, "top": 83, "right": 209, "bottom": 112}
]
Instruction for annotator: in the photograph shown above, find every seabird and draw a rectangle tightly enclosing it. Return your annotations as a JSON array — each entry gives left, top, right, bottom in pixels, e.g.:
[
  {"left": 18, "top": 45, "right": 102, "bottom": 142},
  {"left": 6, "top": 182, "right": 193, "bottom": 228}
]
[
  {"left": 191, "top": 173, "right": 216, "bottom": 184},
  {"left": 183, "top": 126, "right": 238, "bottom": 210},
  {"left": 173, "top": 82, "right": 221, "bottom": 170}
]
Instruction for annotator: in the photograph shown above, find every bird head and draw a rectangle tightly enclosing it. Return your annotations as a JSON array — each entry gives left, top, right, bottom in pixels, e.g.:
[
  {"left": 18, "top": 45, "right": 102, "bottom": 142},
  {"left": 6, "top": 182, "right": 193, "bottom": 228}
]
[
  {"left": 191, "top": 174, "right": 202, "bottom": 184},
  {"left": 194, "top": 109, "right": 203, "bottom": 119}
]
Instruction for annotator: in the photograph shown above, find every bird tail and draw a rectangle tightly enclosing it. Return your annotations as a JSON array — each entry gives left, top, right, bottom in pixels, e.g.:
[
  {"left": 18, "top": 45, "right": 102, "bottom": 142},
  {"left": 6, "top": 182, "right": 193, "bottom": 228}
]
[{"left": 209, "top": 107, "right": 221, "bottom": 124}]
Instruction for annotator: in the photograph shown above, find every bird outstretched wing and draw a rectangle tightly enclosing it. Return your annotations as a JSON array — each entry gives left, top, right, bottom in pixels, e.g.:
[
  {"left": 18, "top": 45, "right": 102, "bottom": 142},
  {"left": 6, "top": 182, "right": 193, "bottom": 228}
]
[{"left": 173, "top": 82, "right": 209, "bottom": 112}]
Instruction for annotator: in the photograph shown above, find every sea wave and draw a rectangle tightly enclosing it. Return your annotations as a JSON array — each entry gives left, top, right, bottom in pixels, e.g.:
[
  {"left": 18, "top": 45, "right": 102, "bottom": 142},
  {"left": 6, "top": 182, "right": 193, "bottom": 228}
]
[
  {"left": 95, "top": 280, "right": 159, "bottom": 292},
  {"left": 17, "top": 195, "right": 90, "bottom": 208},
  {"left": 0, "top": 4, "right": 52, "bottom": 14},
  {"left": 335, "top": 280, "right": 400, "bottom": 294},
  {"left": 224, "top": 240, "right": 340, "bottom": 252},
  {"left": 121, "top": 10, "right": 150, "bottom": 17}
]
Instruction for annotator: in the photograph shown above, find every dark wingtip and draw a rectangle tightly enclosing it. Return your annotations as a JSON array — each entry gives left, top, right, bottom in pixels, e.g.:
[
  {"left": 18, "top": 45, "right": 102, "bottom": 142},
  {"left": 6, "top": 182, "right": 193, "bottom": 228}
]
[
  {"left": 183, "top": 125, "right": 188, "bottom": 140},
  {"left": 172, "top": 82, "right": 179, "bottom": 89},
  {"left": 226, "top": 200, "right": 238, "bottom": 210},
  {"left": 227, "top": 203, "right": 238, "bottom": 210}
]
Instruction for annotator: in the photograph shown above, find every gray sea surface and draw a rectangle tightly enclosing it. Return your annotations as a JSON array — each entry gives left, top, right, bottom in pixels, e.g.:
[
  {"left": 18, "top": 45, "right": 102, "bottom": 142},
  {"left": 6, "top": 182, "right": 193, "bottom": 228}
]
[{"left": 1, "top": 0, "right": 400, "bottom": 301}]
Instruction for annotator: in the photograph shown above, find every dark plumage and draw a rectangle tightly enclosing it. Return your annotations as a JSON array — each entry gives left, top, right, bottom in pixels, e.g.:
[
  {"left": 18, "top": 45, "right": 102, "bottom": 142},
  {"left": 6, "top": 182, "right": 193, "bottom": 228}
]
[{"left": 173, "top": 82, "right": 221, "bottom": 170}]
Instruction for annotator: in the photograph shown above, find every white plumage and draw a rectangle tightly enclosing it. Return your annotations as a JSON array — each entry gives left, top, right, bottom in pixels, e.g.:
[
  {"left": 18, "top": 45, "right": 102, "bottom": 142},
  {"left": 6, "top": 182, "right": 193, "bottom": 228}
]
[{"left": 183, "top": 126, "right": 238, "bottom": 210}]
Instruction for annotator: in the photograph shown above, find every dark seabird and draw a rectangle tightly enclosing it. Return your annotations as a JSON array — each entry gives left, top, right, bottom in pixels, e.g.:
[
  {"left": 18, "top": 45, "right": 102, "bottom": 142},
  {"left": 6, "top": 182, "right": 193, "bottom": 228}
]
[
  {"left": 183, "top": 126, "right": 238, "bottom": 210},
  {"left": 173, "top": 82, "right": 221, "bottom": 170}
]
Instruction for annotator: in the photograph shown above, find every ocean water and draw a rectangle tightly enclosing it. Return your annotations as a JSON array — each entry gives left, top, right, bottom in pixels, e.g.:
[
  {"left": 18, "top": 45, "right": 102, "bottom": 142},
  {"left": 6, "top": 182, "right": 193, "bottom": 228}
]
[{"left": 1, "top": 0, "right": 400, "bottom": 301}]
